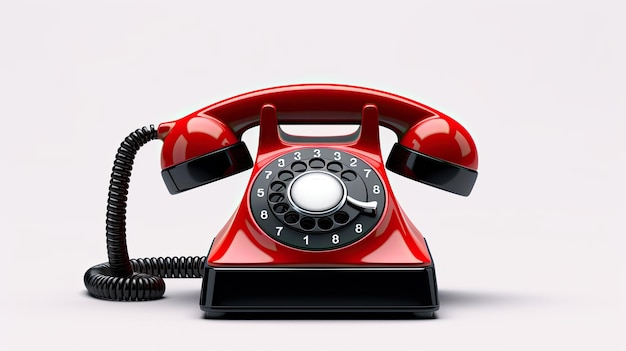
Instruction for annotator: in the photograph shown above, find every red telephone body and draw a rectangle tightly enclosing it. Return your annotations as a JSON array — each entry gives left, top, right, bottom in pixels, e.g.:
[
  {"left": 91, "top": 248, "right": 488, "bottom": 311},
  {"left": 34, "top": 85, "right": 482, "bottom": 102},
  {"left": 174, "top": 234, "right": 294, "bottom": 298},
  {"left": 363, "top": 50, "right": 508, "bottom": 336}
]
[{"left": 156, "top": 84, "right": 478, "bottom": 317}]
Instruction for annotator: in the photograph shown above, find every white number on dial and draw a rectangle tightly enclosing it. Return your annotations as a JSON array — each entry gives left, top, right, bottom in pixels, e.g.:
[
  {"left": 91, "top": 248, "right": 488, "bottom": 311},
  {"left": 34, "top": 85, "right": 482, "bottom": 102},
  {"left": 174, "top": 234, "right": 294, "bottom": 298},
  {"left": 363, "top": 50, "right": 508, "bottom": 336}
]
[
  {"left": 313, "top": 149, "right": 321, "bottom": 157},
  {"left": 334, "top": 151, "right": 341, "bottom": 160},
  {"left": 355, "top": 223, "right": 363, "bottom": 233},
  {"left": 256, "top": 188, "right": 265, "bottom": 197},
  {"left": 264, "top": 170, "right": 273, "bottom": 179},
  {"left": 260, "top": 210, "right": 268, "bottom": 219},
  {"left": 364, "top": 169, "right": 372, "bottom": 178},
  {"left": 275, "top": 226, "right": 283, "bottom": 236},
  {"left": 303, "top": 235, "right": 309, "bottom": 245},
  {"left": 294, "top": 151, "right": 301, "bottom": 160},
  {"left": 373, "top": 185, "right": 380, "bottom": 194},
  {"left": 278, "top": 159, "right": 285, "bottom": 167},
  {"left": 332, "top": 234, "right": 340, "bottom": 244},
  {"left": 350, "top": 158, "right": 357, "bottom": 167}
]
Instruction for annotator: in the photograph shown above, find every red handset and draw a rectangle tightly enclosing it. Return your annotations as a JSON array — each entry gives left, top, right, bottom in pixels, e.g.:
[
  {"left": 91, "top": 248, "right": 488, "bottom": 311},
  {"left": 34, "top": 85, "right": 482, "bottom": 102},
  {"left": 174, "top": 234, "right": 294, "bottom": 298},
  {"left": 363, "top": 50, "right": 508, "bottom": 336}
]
[{"left": 84, "top": 84, "right": 478, "bottom": 318}]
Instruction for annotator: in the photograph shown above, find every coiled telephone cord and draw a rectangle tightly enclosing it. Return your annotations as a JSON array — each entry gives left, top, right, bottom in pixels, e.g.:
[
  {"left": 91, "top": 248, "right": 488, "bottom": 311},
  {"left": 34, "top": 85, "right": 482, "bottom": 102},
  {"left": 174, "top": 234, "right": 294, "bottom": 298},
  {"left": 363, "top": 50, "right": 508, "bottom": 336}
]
[{"left": 84, "top": 125, "right": 205, "bottom": 301}]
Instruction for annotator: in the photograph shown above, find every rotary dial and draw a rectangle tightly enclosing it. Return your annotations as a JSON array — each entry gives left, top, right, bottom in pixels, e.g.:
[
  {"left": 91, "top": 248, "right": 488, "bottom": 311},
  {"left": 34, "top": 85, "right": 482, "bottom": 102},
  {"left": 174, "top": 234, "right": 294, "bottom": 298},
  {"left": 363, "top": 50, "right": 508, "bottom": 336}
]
[{"left": 250, "top": 148, "right": 386, "bottom": 251}]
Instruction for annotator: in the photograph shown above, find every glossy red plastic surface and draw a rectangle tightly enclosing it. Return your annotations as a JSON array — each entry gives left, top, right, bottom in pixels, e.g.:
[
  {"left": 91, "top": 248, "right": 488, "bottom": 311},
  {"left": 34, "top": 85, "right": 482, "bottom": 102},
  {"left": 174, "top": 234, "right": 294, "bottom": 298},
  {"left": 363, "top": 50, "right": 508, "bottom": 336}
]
[
  {"left": 158, "top": 84, "right": 478, "bottom": 169},
  {"left": 206, "top": 103, "right": 432, "bottom": 267},
  {"left": 156, "top": 84, "right": 479, "bottom": 266},
  {"left": 159, "top": 116, "right": 239, "bottom": 169},
  {"left": 399, "top": 117, "right": 478, "bottom": 170}
]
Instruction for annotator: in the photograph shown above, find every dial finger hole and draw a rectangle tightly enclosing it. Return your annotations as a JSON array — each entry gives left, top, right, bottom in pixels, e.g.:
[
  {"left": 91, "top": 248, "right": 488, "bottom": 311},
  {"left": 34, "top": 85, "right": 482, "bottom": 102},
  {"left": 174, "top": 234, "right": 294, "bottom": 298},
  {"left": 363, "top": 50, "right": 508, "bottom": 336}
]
[
  {"left": 326, "top": 161, "right": 343, "bottom": 172},
  {"left": 309, "top": 158, "right": 325, "bottom": 169},
  {"left": 334, "top": 211, "right": 349, "bottom": 224},
  {"left": 318, "top": 217, "right": 333, "bottom": 230},
  {"left": 291, "top": 161, "right": 307, "bottom": 172},
  {"left": 284, "top": 211, "right": 299, "bottom": 224},
  {"left": 341, "top": 170, "right": 357, "bottom": 181},
  {"left": 270, "top": 181, "right": 286, "bottom": 191},
  {"left": 300, "top": 217, "right": 315, "bottom": 230},
  {"left": 273, "top": 203, "right": 289, "bottom": 214},
  {"left": 268, "top": 193, "right": 284, "bottom": 203},
  {"left": 278, "top": 171, "right": 294, "bottom": 181}
]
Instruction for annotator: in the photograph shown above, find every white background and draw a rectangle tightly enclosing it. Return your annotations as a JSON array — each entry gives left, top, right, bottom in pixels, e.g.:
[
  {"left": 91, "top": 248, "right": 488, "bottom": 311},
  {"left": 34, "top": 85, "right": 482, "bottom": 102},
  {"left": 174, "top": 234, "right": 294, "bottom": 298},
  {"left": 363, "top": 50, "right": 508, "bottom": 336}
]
[{"left": 1, "top": 1, "right": 624, "bottom": 350}]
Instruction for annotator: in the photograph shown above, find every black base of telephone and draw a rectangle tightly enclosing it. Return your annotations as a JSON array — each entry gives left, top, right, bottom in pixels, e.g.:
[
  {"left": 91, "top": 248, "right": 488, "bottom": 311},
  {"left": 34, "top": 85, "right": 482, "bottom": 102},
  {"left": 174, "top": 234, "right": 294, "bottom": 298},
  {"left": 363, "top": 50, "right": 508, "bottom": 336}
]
[{"left": 199, "top": 265, "right": 438, "bottom": 318}]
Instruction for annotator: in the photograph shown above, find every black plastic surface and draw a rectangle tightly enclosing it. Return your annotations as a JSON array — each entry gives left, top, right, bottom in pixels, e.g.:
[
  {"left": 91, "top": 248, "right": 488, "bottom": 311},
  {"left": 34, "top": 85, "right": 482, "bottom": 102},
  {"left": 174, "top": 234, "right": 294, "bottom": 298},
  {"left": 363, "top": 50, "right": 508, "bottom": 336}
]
[
  {"left": 200, "top": 266, "right": 438, "bottom": 315},
  {"left": 386, "top": 143, "right": 478, "bottom": 196},
  {"left": 161, "top": 142, "right": 253, "bottom": 194}
]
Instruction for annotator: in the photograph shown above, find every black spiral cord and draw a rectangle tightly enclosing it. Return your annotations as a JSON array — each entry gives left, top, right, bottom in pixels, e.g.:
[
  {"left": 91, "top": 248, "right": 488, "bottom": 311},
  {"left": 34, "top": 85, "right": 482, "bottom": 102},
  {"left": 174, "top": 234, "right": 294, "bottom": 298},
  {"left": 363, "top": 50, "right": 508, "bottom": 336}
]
[{"left": 84, "top": 125, "right": 205, "bottom": 301}]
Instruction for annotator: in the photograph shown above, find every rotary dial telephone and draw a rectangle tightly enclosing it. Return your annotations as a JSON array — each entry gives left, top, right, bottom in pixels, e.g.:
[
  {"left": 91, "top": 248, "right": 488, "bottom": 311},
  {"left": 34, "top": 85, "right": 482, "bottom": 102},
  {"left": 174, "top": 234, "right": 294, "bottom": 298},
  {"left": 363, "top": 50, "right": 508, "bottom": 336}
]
[{"left": 84, "top": 84, "right": 478, "bottom": 318}]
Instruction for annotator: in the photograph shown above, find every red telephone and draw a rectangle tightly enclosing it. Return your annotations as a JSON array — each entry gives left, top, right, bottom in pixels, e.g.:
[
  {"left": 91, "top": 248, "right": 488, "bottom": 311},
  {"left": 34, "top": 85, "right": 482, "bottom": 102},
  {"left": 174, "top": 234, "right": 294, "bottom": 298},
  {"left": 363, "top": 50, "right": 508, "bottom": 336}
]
[{"left": 84, "top": 84, "right": 478, "bottom": 318}]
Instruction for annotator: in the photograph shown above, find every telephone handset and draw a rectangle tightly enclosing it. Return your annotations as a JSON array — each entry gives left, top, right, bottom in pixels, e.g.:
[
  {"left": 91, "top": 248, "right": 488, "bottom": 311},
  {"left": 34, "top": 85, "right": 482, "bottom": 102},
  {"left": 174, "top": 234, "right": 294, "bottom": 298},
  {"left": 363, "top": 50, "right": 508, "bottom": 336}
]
[{"left": 84, "top": 84, "right": 478, "bottom": 317}]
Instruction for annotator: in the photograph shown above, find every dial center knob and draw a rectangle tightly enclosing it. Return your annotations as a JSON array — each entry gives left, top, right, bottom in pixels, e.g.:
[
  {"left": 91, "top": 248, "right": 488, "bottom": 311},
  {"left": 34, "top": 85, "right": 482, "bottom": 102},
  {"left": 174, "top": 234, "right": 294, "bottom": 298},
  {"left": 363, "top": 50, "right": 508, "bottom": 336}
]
[{"left": 288, "top": 171, "right": 346, "bottom": 214}]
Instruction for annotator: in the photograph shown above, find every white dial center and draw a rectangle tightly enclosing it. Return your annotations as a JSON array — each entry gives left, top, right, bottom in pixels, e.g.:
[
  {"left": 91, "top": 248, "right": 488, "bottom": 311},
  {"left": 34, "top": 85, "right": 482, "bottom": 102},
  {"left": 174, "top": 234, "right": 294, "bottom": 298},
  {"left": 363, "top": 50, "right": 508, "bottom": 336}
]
[{"left": 289, "top": 172, "right": 345, "bottom": 213}]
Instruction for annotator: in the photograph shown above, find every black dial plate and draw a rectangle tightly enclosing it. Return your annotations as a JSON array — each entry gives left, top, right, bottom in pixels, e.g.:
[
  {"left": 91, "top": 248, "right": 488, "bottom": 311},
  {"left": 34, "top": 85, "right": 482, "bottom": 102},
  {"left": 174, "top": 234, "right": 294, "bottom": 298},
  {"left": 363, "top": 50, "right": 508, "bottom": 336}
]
[{"left": 250, "top": 148, "right": 386, "bottom": 251}]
